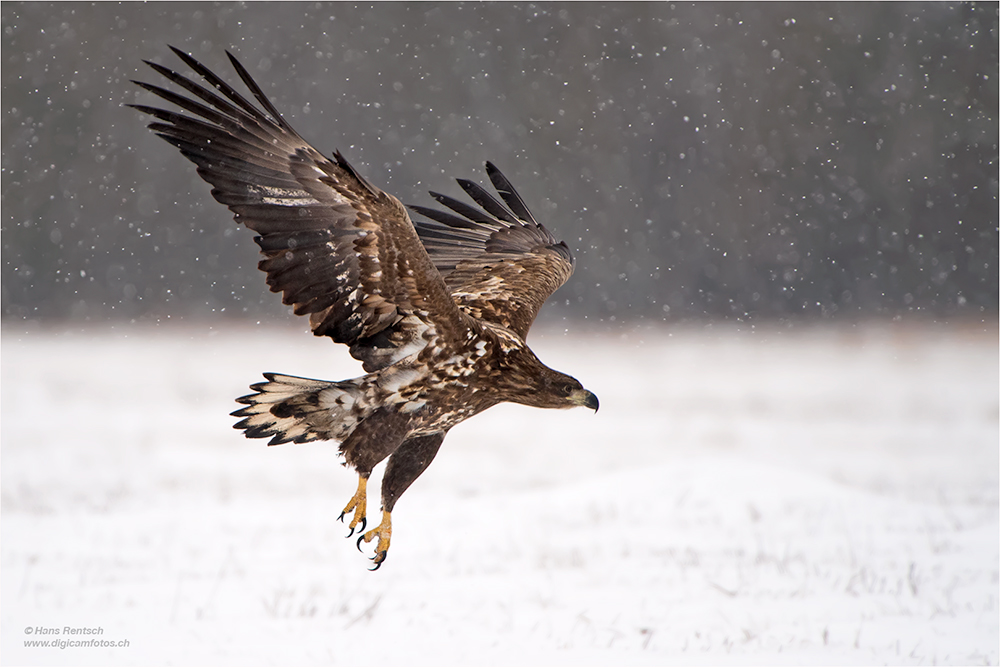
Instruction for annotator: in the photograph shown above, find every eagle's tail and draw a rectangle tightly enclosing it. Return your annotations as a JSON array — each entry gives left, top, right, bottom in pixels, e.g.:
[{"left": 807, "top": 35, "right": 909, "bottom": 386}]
[{"left": 231, "top": 373, "right": 363, "bottom": 446}]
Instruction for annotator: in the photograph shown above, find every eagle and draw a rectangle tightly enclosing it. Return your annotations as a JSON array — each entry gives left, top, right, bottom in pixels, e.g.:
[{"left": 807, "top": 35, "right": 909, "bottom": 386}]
[{"left": 130, "top": 47, "right": 598, "bottom": 569}]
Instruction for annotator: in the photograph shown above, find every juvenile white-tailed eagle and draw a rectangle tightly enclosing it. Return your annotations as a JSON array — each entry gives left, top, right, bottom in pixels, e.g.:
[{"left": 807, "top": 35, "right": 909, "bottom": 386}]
[{"left": 131, "top": 47, "right": 598, "bottom": 569}]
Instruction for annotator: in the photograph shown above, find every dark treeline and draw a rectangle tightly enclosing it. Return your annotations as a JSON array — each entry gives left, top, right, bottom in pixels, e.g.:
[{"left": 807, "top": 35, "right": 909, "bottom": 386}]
[{"left": 3, "top": 3, "right": 997, "bottom": 326}]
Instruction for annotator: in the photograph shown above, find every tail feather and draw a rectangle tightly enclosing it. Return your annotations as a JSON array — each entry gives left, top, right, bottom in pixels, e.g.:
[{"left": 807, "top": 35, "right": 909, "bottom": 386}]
[{"left": 232, "top": 373, "right": 363, "bottom": 445}]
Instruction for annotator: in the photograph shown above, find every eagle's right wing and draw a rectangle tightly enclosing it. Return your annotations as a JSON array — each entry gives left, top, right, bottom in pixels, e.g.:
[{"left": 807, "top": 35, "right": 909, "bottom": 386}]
[
  {"left": 130, "top": 47, "right": 468, "bottom": 370},
  {"left": 410, "top": 163, "right": 575, "bottom": 339}
]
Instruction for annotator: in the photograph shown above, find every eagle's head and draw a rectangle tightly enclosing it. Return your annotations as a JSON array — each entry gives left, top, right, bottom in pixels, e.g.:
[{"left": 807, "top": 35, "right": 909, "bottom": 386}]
[
  {"left": 515, "top": 362, "right": 599, "bottom": 412},
  {"left": 555, "top": 374, "right": 600, "bottom": 412},
  {"left": 495, "top": 337, "right": 598, "bottom": 412}
]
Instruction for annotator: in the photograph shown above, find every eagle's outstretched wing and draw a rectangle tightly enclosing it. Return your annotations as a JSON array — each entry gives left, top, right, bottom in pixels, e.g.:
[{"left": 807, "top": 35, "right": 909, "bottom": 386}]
[
  {"left": 410, "top": 163, "right": 575, "bottom": 339},
  {"left": 129, "top": 47, "right": 468, "bottom": 370}
]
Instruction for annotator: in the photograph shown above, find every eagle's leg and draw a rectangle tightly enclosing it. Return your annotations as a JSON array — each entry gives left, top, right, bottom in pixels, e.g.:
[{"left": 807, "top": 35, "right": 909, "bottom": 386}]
[
  {"left": 337, "top": 408, "right": 411, "bottom": 541},
  {"left": 381, "top": 432, "right": 446, "bottom": 512},
  {"left": 338, "top": 474, "right": 368, "bottom": 537},
  {"left": 356, "top": 433, "right": 446, "bottom": 569}
]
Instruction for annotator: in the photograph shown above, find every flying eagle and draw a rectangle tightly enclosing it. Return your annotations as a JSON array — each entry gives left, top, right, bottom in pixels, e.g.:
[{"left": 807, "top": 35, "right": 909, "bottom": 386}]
[{"left": 130, "top": 47, "right": 598, "bottom": 569}]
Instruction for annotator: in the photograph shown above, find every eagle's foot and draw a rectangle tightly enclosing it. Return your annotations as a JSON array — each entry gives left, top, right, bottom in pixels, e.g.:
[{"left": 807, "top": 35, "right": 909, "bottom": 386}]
[
  {"left": 337, "top": 475, "right": 368, "bottom": 538},
  {"left": 356, "top": 510, "right": 392, "bottom": 571}
]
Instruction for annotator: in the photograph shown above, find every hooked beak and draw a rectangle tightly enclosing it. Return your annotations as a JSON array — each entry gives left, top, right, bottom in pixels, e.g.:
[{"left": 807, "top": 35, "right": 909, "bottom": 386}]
[{"left": 570, "top": 388, "right": 600, "bottom": 412}]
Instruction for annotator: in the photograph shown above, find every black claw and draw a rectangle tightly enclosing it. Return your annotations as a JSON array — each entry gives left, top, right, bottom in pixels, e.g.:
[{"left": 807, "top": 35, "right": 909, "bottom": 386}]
[
  {"left": 356, "top": 534, "right": 366, "bottom": 552},
  {"left": 340, "top": 512, "right": 355, "bottom": 538},
  {"left": 341, "top": 514, "right": 366, "bottom": 538},
  {"left": 368, "top": 551, "right": 387, "bottom": 571}
]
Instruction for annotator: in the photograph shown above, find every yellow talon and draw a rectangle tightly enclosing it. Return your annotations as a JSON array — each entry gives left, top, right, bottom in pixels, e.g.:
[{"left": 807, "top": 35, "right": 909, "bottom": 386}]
[
  {"left": 357, "top": 510, "right": 392, "bottom": 569},
  {"left": 338, "top": 475, "right": 368, "bottom": 536}
]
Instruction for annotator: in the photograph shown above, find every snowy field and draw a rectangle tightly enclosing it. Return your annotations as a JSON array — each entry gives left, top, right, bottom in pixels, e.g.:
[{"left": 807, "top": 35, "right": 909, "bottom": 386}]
[{"left": 2, "top": 321, "right": 997, "bottom": 666}]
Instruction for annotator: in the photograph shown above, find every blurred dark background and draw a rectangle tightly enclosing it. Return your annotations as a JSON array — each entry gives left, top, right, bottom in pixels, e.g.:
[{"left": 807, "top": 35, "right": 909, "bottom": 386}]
[{"left": 2, "top": 2, "right": 997, "bottom": 327}]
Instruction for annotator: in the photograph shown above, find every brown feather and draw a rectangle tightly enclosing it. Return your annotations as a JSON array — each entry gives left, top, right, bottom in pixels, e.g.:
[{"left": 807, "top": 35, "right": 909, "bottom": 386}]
[
  {"left": 411, "top": 163, "right": 574, "bottom": 338},
  {"left": 130, "top": 48, "right": 470, "bottom": 367}
]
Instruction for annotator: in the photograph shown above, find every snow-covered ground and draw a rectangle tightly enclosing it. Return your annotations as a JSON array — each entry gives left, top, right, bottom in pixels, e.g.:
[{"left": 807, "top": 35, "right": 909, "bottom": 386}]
[{"left": 2, "top": 321, "right": 997, "bottom": 665}]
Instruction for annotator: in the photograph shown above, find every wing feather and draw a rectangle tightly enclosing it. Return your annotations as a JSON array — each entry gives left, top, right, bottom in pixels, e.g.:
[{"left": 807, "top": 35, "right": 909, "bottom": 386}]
[
  {"left": 486, "top": 162, "right": 537, "bottom": 224},
  {"left": 131, "top": 47, "right": 469, "bottom": 368},
  {"left": 456, "top": 179, "right": 521, "bottom": 226},
  {"left": 411, "top": 163, "right": 574, "bottom": 338},
  {"left": 425, "top": 192, "right": 501, "bottom": 227}
]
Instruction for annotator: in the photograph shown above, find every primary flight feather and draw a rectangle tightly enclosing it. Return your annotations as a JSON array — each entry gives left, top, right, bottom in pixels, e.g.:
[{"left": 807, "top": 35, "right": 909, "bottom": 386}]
[{"left": 130, "top": 47, "right": 598, "bottom": 569}]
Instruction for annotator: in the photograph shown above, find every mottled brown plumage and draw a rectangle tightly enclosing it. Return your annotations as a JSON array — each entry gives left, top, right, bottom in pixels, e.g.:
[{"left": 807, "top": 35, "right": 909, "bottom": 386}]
[{"left": 131, "top": 47, "right": 598, "bottom": 569}]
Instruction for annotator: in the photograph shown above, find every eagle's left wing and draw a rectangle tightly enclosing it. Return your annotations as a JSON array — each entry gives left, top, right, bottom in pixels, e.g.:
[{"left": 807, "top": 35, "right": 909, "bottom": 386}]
[
  {"left": 410, "top": 163, "right": 575, "bottom": 339},
  {"left": 129, "top": 47, "right": 470, "bottom": 371}
]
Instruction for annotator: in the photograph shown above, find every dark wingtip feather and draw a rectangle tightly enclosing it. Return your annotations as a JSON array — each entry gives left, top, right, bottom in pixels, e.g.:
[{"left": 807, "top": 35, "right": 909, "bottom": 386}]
[
  {"left": 409, "top": 204, "right": 482, "bottom": 230},
  {"left": 167, "top": 45, "right": 199, "bottom": 72},
  {"left": 224, "top": 49, "right": 287, "bottom": 126},
  {"left": 456, "top": 179, "right": 520, "bottom": 225},
  {"left": 484, "top": 162, "right": 537, "bottom": 225},
  {"left": 429, "top": 191, "right": 501, "bottom": 226}
]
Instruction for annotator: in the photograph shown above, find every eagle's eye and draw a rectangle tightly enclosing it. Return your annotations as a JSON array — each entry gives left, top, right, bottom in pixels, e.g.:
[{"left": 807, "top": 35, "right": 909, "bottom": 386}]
[{"left": 559, "top": 379, "right": 580, "bottom": 396}]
